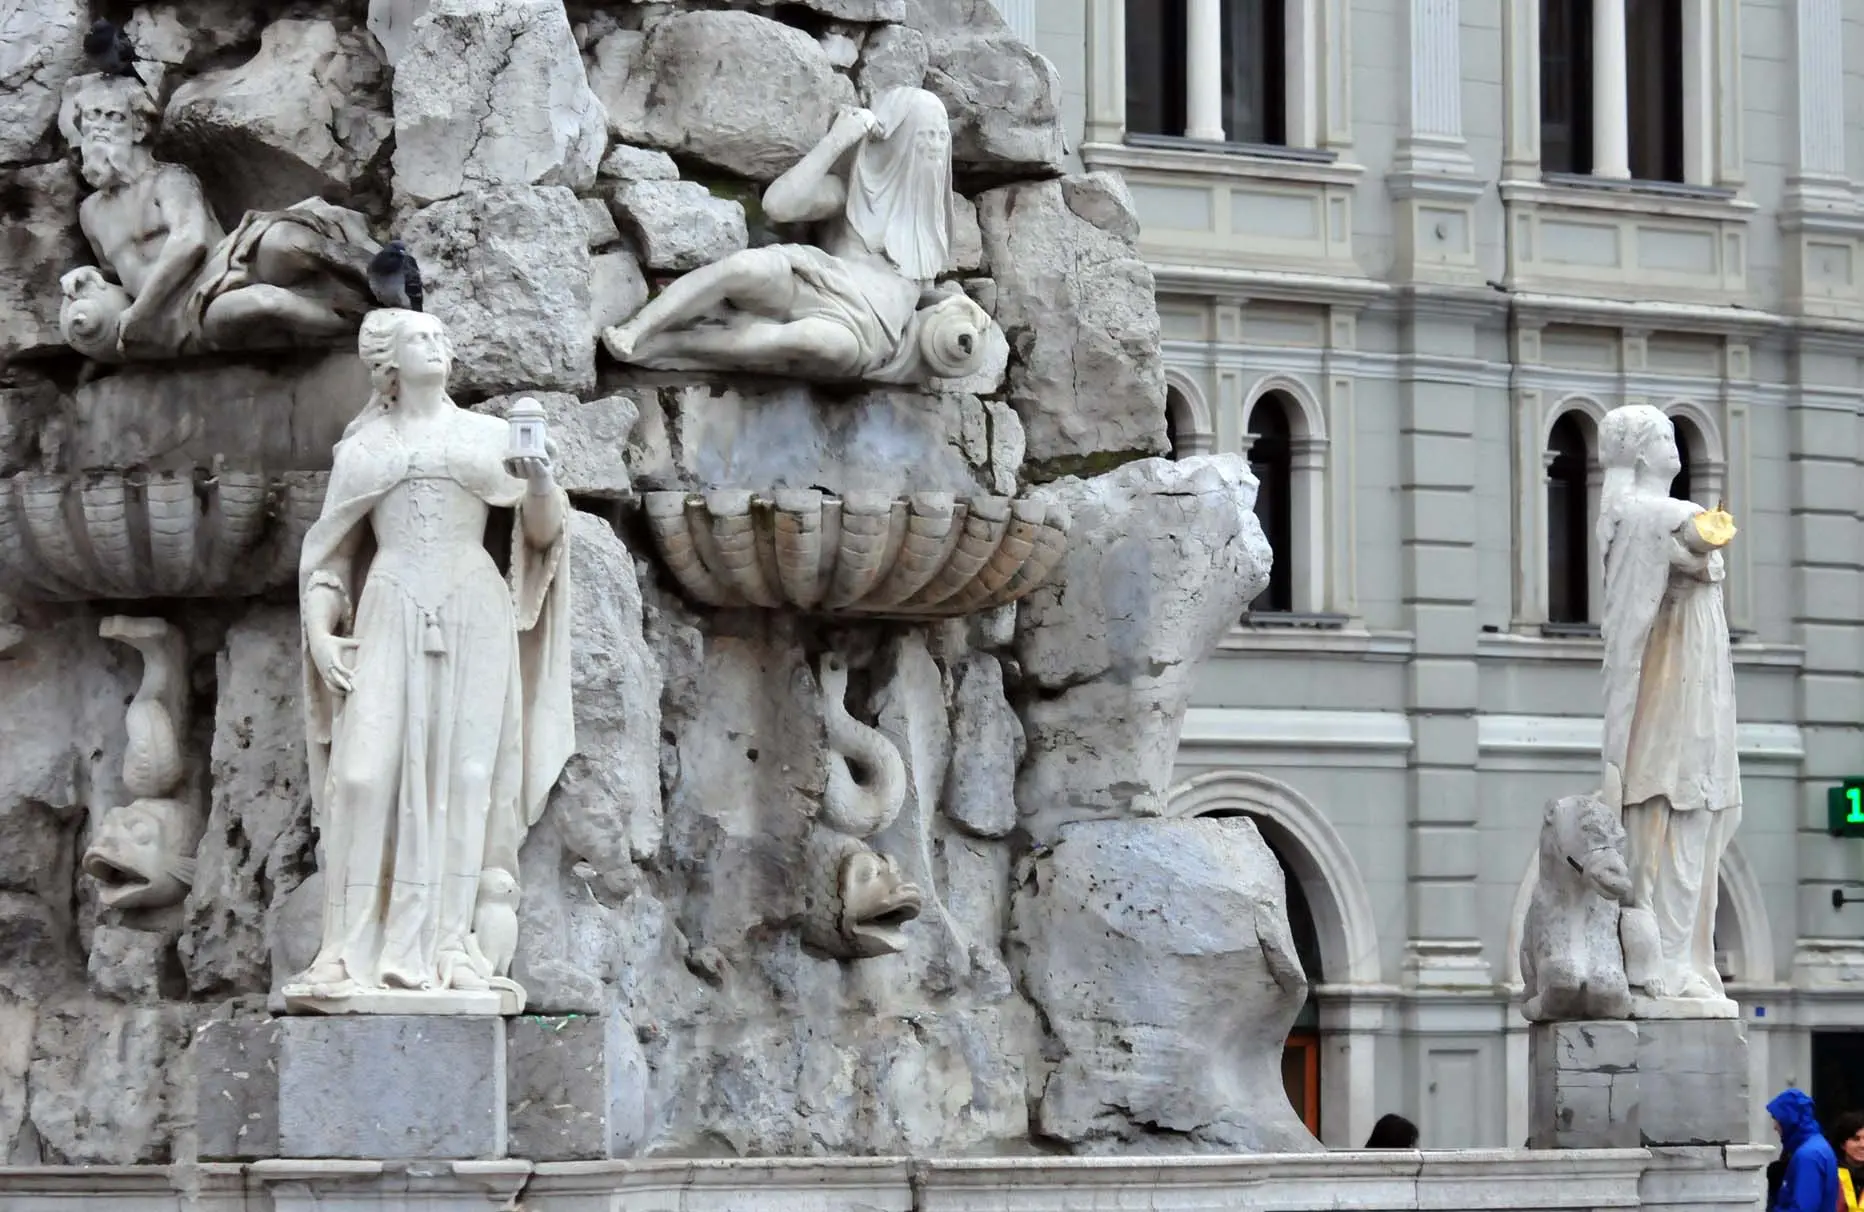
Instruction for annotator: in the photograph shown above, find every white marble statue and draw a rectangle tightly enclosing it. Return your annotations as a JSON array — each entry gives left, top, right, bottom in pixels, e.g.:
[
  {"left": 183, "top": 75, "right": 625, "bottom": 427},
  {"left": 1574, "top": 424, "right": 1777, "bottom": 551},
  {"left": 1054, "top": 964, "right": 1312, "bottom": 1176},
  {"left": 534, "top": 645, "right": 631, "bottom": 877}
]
[
  {"left": 284, "top": 308, "right": 574, "bottom": 1016},
  {"left": 55, "top": 73, "right": 378, "bottom": 361},
  {"left": 600, "top": 88, "right": 995, "bottom": 386},
  {"left": 1597, "top": 403, "right": 1741, "bottom": 1014}
]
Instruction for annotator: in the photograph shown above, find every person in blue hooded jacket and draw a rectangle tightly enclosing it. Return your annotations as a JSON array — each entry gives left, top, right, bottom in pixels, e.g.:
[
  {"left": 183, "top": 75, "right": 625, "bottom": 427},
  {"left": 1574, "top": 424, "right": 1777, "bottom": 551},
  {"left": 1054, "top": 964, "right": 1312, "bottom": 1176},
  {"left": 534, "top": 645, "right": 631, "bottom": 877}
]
[{"left": 1770, "top": 1088, "right": 1839, "bottom": 1212}]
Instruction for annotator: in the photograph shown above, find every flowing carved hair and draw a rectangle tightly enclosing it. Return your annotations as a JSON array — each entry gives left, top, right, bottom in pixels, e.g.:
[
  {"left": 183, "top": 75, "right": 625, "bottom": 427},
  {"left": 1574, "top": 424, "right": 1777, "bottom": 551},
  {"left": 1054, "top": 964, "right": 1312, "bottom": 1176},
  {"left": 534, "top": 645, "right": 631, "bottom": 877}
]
[
  {"left": 345, "top": 308, "right": 454, "bottom": 437},
  {"left": 1595, "top": 403, "right": 1674, "bottom": 566},
  {"left": 58, "top": 73, "right": 159, "bottom": 146}
]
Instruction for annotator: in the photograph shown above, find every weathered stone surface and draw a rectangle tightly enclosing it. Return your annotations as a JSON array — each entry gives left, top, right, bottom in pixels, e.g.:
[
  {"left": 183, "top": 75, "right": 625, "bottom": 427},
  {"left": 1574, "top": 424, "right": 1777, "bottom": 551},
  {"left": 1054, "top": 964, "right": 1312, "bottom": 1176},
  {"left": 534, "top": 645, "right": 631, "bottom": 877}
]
[
  {"left": 514, "top": 512, "right": 661, "bottom": 1014},
  {"left": 404, "top": 186, "right": 596, "bottom": 395},
  {"left": 0, "top": 161, "right": 83, "bottom": 360},
  {"left": 193, "top": 1009, "right": 281, "bottom": 1161},
  {"left": 644, "top": 384, "right": 985, "bottom": 496},
  {"left": 598, "top": 142, "right": 678, "bottom": 182},
  {"left": 28, "top": 998, "right": 194, "bottom": 1163},
  {"left": 609, "top": 180, "right": 749, "bottom": 273},
  {"left": 0, "top": 382, "right": 61, "bottom": 476},
  {"left": 61, "top": 352, "right": 370, "bottom": 473},
  {"left": 1637, "top": 1018, "right": 1749, "bottom": 1145},
  {"left": 977, "top": 175, "right": 1167, "bottom": 468},
  {"left": 601, "top": 10, "right": 857, "bottom": 181},
  {"left": 591, "top": 252, "right": 650, "bottom": 337},
  {"left": 127, "top": 0, "right": 260, "bottom": 72},
  {"left": 393, "top": 0, "right": 607, "bottom": 207},
  {"left": 1529, "top": 1020, "right": 1640, "bottom": 1150},
  {"left": 161, "top": 20, "right": 392, "bottom": 215},
  {"left": 178, "top": 610, "right": 313, "bottom": 999},
  {"left": 856, "top": 22, "right": 929, "bottom": 99},
  {"left": 1011, "top": 816, "right": 1320, "bottom": 1153},
  {"left": 941, "top": 652, "right": 1022, "bottom": 839},
  {"left": 277, "top": 1016, "right": 507, "bottom": 1159},
  {"left": 985, "top": 398, "right": 1025, "bottom": 495},
  {"left": 367, "top": 0, "right": 431, "bottom": 66},
  {"left": 0, "top": 998, "right": 32, "bottom": 1162},
  {"left": 0, "top": 0, "right": 87, "bottom": 165},
  {"left": 950, "top": 190, "right": 983, "bottom": 273},
  {"left": 922, "top": 30, "right": 1065, "bottom": 176},
  {"left": 755, "top": 0, "right": 905, "bottom": 19},
  {"left": 86, "top": 926, "right": 175, "bottom": 1003},
  {"left": 1014, "top": 456, "right": 1271, "bottom": 841},
  {"left": 1521, "top": 793, "right": 1634, "bottom": 1022},
  {"left": 582, "top": 196, "right": 621, "bottom": 247},
  {"left": 476, "top": 392, "right": 636, "bottom": 502},
  {"left": 507, "top": 1013, "right": 649, "bottom": 1160}
]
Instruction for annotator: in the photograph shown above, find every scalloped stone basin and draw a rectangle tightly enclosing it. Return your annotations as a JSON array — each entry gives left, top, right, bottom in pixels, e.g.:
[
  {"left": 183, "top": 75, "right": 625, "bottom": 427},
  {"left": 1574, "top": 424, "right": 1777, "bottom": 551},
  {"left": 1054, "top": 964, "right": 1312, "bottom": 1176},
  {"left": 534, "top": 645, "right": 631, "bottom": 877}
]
[
  {"left": 641, "top": 490, "right": 1071, "bottom": 618},
  {"left": 0, "top": 470, "right": 328, "bottom": 602}
]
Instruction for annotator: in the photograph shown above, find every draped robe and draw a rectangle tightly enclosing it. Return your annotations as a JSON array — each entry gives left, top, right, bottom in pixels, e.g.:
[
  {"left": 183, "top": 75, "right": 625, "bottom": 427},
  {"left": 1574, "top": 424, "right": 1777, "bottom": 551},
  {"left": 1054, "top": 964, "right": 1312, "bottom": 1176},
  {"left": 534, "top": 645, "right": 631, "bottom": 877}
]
[{"left": 294, "top": 405, "right": 572, "bottom": 1001}]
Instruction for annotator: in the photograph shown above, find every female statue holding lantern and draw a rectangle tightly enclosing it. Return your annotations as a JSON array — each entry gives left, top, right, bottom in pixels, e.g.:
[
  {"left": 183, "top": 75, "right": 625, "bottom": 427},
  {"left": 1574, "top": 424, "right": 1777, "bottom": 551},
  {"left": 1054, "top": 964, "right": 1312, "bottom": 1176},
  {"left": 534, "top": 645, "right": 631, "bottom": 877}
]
[{"left": 285, "top": 307, "right": 574, "bottom": 1015}]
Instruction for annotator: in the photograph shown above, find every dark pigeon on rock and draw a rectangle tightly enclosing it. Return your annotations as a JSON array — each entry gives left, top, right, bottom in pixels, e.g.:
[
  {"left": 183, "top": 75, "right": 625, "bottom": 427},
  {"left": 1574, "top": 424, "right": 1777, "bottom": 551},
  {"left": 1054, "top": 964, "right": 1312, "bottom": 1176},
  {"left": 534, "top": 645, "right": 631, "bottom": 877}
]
[
  {"left": 367, "top": 239, "right": 424, "bottom": 312},
  {"left": 84, "top": 19, "right": 140, "bottom": 78}
]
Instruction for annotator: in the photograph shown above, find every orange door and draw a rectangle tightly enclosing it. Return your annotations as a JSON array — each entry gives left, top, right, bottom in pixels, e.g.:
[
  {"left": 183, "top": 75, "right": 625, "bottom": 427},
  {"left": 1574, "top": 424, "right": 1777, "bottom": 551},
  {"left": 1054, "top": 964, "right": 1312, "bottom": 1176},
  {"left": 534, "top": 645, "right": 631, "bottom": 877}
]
[{"left": 1281, "top": 1032, "right": 1321, "bottom": 1135}]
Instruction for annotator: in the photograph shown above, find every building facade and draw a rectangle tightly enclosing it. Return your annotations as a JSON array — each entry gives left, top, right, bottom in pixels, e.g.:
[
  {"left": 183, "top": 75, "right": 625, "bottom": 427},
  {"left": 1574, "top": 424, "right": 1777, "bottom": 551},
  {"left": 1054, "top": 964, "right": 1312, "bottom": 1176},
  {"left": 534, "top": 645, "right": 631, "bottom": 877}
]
[{"left": 1003, "top": 0, "right": 1864, "bottom": 1149}]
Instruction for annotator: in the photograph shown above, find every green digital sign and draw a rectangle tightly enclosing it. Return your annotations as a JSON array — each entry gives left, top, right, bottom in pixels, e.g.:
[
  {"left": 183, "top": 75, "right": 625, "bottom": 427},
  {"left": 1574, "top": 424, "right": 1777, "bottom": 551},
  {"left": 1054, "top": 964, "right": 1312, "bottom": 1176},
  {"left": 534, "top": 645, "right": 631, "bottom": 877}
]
[{"left": 1828, "top": 781, "right": 1864, "bottom": 837}]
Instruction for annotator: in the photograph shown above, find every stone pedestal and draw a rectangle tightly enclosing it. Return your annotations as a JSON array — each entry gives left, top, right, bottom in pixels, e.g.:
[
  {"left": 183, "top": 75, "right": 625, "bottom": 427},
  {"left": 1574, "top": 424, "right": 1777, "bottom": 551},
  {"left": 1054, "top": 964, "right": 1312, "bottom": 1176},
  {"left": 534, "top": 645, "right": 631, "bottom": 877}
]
[
  {"left": 195, "top": 1011, "right": 647, "bottom": 1162},
  {"left": 1528, "top": 1017, "right": 1749, "bottom": 1150},
  {"left": 1529, "top": 1020, "right": 1640, "bottom": 1149}
]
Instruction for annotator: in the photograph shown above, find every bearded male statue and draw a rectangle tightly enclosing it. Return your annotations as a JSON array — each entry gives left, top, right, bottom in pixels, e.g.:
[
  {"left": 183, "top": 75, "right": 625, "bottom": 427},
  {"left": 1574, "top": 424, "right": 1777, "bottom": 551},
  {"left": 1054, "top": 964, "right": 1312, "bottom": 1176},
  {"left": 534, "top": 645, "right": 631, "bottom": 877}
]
[{"left": 55, "top": 73, "right": 379, "bottom": 361}]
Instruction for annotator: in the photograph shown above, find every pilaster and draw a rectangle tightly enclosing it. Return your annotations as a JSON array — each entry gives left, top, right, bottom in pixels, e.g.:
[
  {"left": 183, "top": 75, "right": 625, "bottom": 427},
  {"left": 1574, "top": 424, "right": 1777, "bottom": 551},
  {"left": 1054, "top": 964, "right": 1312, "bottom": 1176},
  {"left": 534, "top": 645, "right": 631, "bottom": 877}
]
[
  {"left": 1782, "top": 0, "right": 1864, "bottom": 319},
  {"left": 1390, "top": 0, "right": 1484, "bottom": 284}
]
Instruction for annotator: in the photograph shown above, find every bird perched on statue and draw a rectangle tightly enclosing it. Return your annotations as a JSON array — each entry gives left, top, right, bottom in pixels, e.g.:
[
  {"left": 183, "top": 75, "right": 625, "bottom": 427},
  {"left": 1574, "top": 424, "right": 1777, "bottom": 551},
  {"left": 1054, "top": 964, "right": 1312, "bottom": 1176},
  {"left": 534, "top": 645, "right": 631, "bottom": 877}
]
[
  {"left": 83, "top": 19, "right": 140, "bottom": 78},
  {"left": 367, "top": 239, "right": 424, "bottom": 312}
]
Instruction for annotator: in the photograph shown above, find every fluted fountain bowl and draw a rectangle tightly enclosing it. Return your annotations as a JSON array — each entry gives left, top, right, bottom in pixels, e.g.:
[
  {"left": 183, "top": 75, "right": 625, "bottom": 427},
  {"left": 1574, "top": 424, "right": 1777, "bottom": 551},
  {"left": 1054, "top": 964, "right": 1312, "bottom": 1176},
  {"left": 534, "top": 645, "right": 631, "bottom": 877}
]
[
  {"left": 0, "top": 469, "right": 328, "bottom": 602},
  {"left": 641, "top": 489, "right": 1071, "bottom": 619}
]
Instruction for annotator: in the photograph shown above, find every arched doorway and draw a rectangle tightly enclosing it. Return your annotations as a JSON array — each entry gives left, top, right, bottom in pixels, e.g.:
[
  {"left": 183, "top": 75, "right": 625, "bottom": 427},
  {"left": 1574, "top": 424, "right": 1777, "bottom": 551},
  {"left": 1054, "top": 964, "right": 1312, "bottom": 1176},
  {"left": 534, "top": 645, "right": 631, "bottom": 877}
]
[{"left": 1267, "top": 832, "right": 1326, "bottom": 1133}]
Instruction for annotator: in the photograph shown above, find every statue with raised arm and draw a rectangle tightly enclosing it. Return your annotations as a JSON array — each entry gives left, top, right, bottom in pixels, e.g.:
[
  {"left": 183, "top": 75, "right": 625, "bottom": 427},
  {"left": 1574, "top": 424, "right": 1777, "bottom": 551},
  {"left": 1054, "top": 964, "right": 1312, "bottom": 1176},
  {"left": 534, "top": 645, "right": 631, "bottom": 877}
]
[
  {"left": 284, "top": 308, "right": 574, "bottom": 1016},
  {"left": 1596, "top": 403, "right": 1741, "bottom": 1014},
  {"left": 599, "top": 87, "right": 994, "bottom": 386},
  {"left": 55, "top": 73, "right": 379, "bottom": 362}
]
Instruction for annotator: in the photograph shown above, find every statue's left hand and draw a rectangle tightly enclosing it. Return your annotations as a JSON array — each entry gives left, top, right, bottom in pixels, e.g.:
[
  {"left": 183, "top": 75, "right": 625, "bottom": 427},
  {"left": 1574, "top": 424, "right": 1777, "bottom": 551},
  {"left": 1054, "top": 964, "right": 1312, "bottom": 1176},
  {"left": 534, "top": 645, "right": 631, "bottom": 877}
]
[{"left": 506, "top": 448, "right": 556, "bottom": 494}]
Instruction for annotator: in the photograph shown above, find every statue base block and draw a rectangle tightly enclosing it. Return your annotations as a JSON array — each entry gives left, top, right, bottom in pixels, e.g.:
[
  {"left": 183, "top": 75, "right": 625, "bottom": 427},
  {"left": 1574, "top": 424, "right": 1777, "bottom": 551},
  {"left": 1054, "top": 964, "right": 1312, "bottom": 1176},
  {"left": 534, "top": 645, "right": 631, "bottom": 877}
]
[
  {"left": 196, "top": 1011, "right": 648, "bottom": 1162},
  {"left": 196, "top": 1014, "right": 508, "bottom": 1160},
  {"left": 1528, "top": 1018, "right": 1749, "bottom": 1150}
]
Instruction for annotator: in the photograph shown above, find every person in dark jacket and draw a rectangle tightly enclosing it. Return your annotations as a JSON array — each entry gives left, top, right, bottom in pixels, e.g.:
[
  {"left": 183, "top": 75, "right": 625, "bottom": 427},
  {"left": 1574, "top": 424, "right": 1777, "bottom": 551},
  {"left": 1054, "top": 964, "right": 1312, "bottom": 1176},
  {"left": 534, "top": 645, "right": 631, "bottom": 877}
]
[
  {"left": 1770, "top": 1088, "right": 1839, "bottom": 1212},
  {"left": 1365, "top": 1114, "right": 1420, "bottom": 1149}
]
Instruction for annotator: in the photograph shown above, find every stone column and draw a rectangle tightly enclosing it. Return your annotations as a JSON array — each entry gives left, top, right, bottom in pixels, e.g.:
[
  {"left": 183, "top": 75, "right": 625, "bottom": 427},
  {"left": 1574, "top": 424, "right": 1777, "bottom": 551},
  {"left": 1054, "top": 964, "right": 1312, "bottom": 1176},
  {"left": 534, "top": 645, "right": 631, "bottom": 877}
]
[
  {"left": 1185, "top": 0, "right": 1226, "bottom": 140},
  {"left": 1290, "top": 436, "right": 1329, "bottom": 613},
  {"left": 1590, "top": 0, "right": 1630, "bottom": 178},
  {"left": 992, "top": 0, "right": 1039, "bottom": 44},
  {"left": 1084, "top": 0, "right": 1126, "bottom": 145},
  {"left": 1781, "top": 0, "right": 1862, "bottom": 317},
  {"left": 1792, "top": 0, "right": 1846, "bottom": 186}
]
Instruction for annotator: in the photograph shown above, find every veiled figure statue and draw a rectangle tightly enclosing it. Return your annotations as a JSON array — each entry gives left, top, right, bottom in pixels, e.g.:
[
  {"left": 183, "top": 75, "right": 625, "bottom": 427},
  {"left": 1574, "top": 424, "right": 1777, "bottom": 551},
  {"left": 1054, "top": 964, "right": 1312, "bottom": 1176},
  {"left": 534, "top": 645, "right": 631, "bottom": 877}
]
[
  {"left": 285, "top": 309, "right": 574, "bottom": 1016},
  {"left": 600, "top": 86, "right": 994, "bottom": 386},
  {"left": 1597, "top": 403, "right": 1742, "bottom": 1011},
  {"left": 56, "top": 73, "right": 378, "bottom": 361}
]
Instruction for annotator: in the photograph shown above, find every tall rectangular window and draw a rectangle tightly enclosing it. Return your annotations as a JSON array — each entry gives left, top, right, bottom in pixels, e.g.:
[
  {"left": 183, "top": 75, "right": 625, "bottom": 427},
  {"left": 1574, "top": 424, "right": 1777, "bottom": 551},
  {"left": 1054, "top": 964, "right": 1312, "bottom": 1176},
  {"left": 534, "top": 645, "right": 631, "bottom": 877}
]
[
  {"left": 1540, "top": 0, "right": 1593, "bottom": 174},
  {"left": 1223, "top": 0, "right": 1287, "bottom": 145},
  {"left": 1126, "top": 0, "right": 1189, "bottom": 137},
  {"left": 1625, "top": 0, "right": 1684, "bottom": 183}
]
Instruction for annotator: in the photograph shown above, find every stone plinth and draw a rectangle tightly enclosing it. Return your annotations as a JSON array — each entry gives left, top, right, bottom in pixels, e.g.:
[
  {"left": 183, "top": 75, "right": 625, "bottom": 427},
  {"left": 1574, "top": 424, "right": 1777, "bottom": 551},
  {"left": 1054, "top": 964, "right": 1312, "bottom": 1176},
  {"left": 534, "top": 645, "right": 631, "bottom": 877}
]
[
  {"left": 506, "top": 1014, "right": 649, "bottom": 1161},
  {"left": 1528, "top": 1020, "right": 1640, "bottom": 1149},
  {"left": 195, "top": 1014, "right": 508, "bottom": 1160},
  {"left": 1528, "top": 1017, "right": 1750, "bottom": 1150}
]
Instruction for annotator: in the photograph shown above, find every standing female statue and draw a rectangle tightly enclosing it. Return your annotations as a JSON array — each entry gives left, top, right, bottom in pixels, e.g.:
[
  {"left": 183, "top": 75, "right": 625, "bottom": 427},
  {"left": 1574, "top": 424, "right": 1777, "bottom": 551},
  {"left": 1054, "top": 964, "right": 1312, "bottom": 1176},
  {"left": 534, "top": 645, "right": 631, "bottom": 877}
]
[
  {"left": 600, "top": 87, "right": 992, "bottom": 385},
  {"left": 1596, "top": 403, "right": 1741, "bottom": 1008},
  {"left": 284, "top": 308, "right": 574, "bottom": 1015}
]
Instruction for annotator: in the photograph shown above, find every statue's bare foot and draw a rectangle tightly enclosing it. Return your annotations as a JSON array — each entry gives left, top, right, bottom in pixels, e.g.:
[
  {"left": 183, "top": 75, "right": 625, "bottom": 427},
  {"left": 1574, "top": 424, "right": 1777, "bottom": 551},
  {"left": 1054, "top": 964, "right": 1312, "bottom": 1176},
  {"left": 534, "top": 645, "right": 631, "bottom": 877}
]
[
  {"left": 1641, "top": 973, "right": 1671, "bottom": 999},
  {"left": 602, "top": 322, "right": 642, "bottom": 361},
  {"left": 1678, "top": 973, "right": 1716, "bottom": 998}
]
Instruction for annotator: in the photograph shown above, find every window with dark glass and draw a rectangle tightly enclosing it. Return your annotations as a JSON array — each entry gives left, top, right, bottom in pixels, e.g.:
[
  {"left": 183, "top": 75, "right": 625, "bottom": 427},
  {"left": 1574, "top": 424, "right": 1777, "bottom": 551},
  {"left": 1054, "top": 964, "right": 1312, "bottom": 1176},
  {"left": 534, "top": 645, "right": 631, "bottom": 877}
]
[
  {"left": 1546, "top": 414, "right": 1591, "bottom": 624},
  {"left": 1625, "top": 0, "right": 1684, "bottom": 183},
  {"left": 1223, "top": 0, "right": 1287, "bottom": 146},
  {"left": 1540, "top": 0, "right": 1593, "bottom": 174},
  {"left": 1670, "top": 423, "right": 1694, "bottom": 503},
  {"left": 1248, "top": 395, "right": 1295, "bottom": 614},
  {"left": 1126, "top": 0, "right": 1189, "bottom": 137}
]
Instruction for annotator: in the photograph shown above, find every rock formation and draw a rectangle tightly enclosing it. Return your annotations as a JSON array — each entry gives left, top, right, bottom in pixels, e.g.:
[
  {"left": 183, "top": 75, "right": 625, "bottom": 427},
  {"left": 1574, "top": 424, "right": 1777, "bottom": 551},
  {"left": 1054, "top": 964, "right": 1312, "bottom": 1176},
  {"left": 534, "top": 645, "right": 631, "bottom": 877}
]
[{"left": 0, "top": 0, "right": 1287, "bottom": 1167}]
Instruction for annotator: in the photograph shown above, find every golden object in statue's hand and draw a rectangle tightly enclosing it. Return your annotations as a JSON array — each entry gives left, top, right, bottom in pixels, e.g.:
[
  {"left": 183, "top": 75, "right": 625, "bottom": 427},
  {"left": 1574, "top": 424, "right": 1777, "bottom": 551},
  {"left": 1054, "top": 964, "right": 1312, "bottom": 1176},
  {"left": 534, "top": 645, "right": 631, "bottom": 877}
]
[{"left": 1691, "top": 500, "right": 1737, "bottom": 548}]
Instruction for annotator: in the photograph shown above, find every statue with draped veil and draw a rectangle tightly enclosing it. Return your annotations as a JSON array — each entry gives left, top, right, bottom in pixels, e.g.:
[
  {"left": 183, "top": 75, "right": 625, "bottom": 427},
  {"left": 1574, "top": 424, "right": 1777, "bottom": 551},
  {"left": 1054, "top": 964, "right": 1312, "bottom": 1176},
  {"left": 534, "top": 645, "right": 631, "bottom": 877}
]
[
  {"left": 599, "top": 87, "right": 995, "bottom": 386},
  {"left": 1596, "top": 403, "right": 1741, "bottom": 1014},
  {"left": 284, "top": 307, "right": 574, "bottom": 1016}
]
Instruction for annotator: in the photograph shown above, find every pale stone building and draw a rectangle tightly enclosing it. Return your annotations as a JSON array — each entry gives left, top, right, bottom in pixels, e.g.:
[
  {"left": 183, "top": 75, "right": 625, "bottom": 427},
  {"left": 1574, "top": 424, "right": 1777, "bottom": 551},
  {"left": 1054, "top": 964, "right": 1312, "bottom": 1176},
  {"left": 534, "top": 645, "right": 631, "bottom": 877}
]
[{"left": 1003, "top": 0, "right": 1864, "bottom": 1149}]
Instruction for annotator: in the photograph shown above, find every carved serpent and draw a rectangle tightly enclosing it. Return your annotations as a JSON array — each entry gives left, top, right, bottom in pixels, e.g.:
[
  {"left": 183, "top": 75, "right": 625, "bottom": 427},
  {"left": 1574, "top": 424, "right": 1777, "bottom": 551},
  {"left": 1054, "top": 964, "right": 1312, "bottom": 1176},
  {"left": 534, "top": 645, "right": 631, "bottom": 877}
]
[{"left": 817, "top": 652, "right": 906, "bottom": 838}]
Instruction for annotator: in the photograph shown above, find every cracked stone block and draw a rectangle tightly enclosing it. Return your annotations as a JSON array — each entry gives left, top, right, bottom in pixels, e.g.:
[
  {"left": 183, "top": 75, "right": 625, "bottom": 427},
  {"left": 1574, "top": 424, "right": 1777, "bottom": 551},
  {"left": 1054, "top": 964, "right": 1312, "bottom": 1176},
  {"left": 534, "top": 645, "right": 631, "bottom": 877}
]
[
  {"left": 1636, "top": 1018, "right": 1748, "bottom": 1146},
  {"left": 1528, "top": 1020, "right": 1640, "bottom": 1149}
]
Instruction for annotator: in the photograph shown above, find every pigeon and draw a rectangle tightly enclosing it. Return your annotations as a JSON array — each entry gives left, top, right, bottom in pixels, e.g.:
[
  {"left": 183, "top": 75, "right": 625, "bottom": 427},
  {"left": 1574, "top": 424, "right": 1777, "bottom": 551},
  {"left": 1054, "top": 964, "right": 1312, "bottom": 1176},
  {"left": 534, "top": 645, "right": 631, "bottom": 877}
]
[
  {"left": 366, "top": 239, "right": 423, "bottom": 312},
  {"left": 83, "top": 19, "right": 140, "bottom": 78}
]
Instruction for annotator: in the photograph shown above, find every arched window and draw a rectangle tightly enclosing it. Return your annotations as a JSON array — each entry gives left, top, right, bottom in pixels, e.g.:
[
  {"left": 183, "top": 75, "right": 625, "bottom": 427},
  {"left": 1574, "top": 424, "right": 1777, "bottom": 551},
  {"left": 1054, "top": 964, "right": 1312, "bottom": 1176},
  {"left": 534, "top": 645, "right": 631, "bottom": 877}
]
[
  {"left": 1267, "top": 830, "right": 1324, "bottom": 1136},
  {"left": 1545, "top": 412, "right": 1591, "bottom": 625},
  {"left": 1248, "top": 393, "right": 1295, "bottom": 613},
  {"left": 1669, "top": 414, "right": 1700, "bottom": 504}
]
